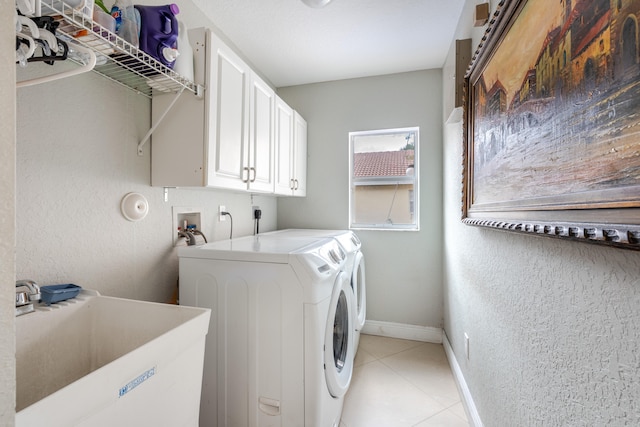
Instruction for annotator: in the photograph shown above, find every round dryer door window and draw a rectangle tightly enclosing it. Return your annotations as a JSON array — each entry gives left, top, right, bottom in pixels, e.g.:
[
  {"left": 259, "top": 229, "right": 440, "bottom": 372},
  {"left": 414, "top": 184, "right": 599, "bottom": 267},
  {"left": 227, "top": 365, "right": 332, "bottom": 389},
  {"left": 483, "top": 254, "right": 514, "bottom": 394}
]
[
  {"left": 352, "top": 251, "right": 366, "bottom": 331},
  {"left": 324, "top": 271, "right": 355, "bottom": 398}
]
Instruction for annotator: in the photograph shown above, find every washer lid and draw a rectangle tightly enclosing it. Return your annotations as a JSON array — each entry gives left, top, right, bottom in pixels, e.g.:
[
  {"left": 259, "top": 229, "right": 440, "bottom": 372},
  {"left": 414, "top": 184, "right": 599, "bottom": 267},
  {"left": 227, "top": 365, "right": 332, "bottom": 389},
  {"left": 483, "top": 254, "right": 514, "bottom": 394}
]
[
  {"left": 264, "top": 229, "right": 361, "bottom": 253},
  {"left": 177, "top": 234, "right": 334, "bottom": 263}
]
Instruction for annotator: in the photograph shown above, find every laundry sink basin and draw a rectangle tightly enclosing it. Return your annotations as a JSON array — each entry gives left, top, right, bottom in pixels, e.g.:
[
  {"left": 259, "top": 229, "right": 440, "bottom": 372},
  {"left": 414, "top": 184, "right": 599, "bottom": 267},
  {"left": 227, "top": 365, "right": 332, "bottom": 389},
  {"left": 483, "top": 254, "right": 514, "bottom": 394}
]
[{"left": 16, "top": 290, "right": 210, "bottom": 427}]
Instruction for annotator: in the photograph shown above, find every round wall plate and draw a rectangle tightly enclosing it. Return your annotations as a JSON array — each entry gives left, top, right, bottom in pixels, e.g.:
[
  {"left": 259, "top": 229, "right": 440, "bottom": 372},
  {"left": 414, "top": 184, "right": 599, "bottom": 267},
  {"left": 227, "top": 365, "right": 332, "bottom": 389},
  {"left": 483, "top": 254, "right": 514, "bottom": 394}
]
[
  {"left": 301, "top": 0, "right": 332, "bottom": 7},
  {"left": 120, "top": 192, "right": 149, "bottom": 222}
]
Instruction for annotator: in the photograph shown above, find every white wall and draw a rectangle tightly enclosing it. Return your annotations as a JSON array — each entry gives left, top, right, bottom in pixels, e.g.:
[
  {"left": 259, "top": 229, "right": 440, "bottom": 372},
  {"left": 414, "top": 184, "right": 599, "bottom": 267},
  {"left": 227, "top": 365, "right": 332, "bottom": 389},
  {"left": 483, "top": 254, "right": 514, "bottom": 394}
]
[
  {"left": 277, "top": 70, "right": 443, "bottom": 328},
  {"left": 1, "top": 7, "right": 16, "bottom": 425},
  {"left": 16, "top": 67, "right": 276, "bottom": 303},
  {"left": 443, "top": 1, "right": 640, "bottom": 425},
  {"left": 8, "top": 2, "right": 274, "bottom": 421},
  {"left": 14, "top": 0, "right": 276, "bottom": 305}
]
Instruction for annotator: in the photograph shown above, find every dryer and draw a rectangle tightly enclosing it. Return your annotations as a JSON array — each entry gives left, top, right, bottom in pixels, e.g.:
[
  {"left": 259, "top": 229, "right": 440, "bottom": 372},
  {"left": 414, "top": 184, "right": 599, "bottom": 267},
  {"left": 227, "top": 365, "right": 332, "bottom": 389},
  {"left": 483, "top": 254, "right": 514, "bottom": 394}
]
[
  {"left": 264, "top": 229, "right": 366, "bottom": 352},
  {"left": 178, "top": 234, "right": 355, "bottom": 427}
]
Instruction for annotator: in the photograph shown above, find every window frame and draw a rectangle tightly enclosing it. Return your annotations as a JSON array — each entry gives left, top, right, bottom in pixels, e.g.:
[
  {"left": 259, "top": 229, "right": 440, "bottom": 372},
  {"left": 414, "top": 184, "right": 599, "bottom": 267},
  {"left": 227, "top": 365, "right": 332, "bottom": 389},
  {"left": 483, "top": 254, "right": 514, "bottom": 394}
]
[{"left": 348, "top": 127, "right": 420, "bottom": 231}]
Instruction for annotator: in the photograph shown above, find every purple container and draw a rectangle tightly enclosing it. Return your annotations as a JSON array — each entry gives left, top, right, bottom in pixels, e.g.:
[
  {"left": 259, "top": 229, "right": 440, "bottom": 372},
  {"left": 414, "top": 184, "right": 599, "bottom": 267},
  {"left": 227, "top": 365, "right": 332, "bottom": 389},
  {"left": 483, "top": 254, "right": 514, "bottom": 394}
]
[{"left": 134, "top": 4, "right": 180, "bottom": 68}]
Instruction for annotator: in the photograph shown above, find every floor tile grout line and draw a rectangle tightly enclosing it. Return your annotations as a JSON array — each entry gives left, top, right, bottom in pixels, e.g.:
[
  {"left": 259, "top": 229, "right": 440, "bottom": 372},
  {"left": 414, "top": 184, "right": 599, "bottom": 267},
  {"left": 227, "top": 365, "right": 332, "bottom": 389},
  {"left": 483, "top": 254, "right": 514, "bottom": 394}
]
[
  {"left": 375, "top": 346, "right": 462, "bottom": 406},
  {"left": 358, "top": 337, "right": 426, "bottom": 361},
  {"left": 377, "top": 357, "right": 462, "bottom": 411},
  {"left": 410, "top": 404, "right": 469, "bottom": 427},
  {"left": 346, "top": 337, "right": 469, "bottom": 426},
  {"left": 361, "top": 357, "right": 450, "bottom": 412},
  {"left": 375, "top": 342, "right": 449, "bottom": 364},
  {"left": 340, "top": 360, "right": 449, "bottom": 427}
]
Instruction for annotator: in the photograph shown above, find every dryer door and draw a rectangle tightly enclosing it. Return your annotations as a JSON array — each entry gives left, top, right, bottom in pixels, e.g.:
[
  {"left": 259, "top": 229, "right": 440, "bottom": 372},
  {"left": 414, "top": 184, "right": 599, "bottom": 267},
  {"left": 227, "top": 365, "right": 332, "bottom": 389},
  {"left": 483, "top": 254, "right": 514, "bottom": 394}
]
[
  {"left": 324, "top": 271, "right": 355, "bottom": 398},
  {"left": 352, "top": 250, "right": 366, "bottom": 331}
]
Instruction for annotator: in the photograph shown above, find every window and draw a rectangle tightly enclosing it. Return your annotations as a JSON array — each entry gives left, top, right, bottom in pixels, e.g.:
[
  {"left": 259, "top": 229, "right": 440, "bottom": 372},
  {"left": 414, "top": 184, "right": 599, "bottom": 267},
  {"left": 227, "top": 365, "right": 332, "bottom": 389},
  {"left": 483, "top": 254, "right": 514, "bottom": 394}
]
[{"left": 349, "top": 127, "right": 419, "bottom": 230}]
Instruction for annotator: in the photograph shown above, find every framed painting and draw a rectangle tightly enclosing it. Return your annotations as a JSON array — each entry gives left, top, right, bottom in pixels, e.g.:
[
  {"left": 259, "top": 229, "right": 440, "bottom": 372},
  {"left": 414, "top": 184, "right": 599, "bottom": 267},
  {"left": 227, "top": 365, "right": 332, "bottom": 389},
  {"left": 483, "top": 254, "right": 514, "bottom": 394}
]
[{"left": 463, "top": 0, "right": 640, "bottom": 250}]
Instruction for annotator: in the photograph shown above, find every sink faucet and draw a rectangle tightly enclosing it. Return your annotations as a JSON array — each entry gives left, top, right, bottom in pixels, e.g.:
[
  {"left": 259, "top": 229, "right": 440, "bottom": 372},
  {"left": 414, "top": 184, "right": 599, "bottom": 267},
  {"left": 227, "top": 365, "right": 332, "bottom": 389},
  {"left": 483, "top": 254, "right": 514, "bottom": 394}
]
[
  {"left": 177, "top": 230, "right": 197, "bottom": 246},
  {"left": 16, "top": 279, "right": 40, "bottom": 316}
]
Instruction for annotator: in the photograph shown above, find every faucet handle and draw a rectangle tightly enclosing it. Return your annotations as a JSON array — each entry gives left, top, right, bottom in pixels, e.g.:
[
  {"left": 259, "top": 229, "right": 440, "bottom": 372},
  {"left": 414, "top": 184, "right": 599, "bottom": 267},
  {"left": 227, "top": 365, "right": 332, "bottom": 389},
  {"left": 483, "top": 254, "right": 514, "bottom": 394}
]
[
  {"left": 16, "top": 279, "right": 40, "bottom": 302},
  {"left": 16, "top": 291, "right": 29, "bottom": 306}
]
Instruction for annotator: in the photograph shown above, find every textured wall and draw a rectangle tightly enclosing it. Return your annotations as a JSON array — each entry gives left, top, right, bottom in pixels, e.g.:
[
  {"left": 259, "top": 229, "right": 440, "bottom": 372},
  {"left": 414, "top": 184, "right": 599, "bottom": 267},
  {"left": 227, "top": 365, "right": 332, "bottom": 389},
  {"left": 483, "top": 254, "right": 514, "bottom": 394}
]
[
  {"left": 1, "top": 8, "right": 16, "bottom": 425},
  {"left": 443, "top": 1, "right": 640, "bottom": 425},
  {"left": 10, "top": 2, "right": 277, "bottom": 421},
  {"left": 14, "top": 0, "right": 275, "bottom": 303},
  {"left": 277, "top": 71, "right": 444, "bottom": 328},
  {"left": 16, "top": 69, "right": 276, "bottom": 303},
  {"left": 11, "top": 0, "right": 276, "bottom": 421}
]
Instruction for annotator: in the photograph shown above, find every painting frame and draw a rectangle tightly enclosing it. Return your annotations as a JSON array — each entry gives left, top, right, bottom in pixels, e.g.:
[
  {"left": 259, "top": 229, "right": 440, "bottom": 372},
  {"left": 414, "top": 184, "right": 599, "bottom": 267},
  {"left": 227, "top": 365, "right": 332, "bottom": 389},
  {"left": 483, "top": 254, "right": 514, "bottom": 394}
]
[{"left": 462, "top": 0, "right": 640, "bottom": 250}]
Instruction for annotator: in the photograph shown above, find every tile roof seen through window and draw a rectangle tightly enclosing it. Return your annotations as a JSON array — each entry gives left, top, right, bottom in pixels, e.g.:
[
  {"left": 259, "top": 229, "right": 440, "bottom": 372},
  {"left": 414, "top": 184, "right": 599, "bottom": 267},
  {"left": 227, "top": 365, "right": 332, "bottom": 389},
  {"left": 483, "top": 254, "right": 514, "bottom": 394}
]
[{"left": 354, "top": 150, "right": 415, "bottom": 177}]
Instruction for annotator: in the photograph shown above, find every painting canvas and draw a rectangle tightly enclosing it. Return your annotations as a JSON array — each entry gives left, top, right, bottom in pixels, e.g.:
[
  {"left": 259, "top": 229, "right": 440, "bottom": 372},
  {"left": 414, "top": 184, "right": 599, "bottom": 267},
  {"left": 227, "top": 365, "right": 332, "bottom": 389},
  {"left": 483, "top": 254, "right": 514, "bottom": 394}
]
[{"left": 463, "top": 0, "right": 640, "bottom": 249}]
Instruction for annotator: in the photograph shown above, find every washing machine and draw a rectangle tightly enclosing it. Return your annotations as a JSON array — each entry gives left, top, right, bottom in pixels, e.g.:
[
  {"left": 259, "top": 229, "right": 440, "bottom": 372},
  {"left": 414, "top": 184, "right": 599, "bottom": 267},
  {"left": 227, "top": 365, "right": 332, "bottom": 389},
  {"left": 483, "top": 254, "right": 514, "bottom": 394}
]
[
  {"left": 264, "top": 229, "right": 366, "bottom": 352},
  {"left": 178, "top": 234, "right": 355, "bottom": 427}
]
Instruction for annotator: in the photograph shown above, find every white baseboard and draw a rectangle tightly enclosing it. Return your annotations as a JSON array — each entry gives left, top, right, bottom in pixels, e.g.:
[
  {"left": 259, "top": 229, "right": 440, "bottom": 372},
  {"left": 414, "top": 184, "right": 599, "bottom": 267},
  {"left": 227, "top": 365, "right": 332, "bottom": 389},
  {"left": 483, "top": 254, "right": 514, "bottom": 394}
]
[
  {"left": 442, "top": 332, "right": 484, "bottom": 427},
  {"left": 361, "top": 320, "right": 442, "bottom": 343}
]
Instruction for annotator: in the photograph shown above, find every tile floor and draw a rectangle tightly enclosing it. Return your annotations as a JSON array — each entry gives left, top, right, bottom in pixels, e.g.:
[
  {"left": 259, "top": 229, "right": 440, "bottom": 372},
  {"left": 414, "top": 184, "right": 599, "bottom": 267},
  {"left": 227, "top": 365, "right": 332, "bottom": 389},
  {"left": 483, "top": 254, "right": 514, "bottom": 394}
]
[{"left": 340, "top": 334, "right": 469, "bottom": 427}]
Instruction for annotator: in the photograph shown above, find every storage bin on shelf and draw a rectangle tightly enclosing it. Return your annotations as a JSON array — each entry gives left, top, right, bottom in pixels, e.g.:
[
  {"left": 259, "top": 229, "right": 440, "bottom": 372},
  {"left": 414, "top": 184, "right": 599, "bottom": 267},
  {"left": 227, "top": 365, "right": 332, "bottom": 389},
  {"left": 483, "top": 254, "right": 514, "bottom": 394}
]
[{"left": 36, "top": 0, "right": 199, "bottom": 97}]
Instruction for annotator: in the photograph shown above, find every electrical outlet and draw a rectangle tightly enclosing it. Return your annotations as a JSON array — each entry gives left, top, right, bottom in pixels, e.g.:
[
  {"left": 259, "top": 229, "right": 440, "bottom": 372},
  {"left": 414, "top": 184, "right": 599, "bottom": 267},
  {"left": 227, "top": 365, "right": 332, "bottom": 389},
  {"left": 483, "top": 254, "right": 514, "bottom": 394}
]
[
  {"left": 464, "top": 332, "right": 470, "bottom": 360},
  {"left": 219, "top": 205, "right": 226, "bottom": 221},
  {"left": 252, "top": 205, "right": 260, "bottom": 219}
]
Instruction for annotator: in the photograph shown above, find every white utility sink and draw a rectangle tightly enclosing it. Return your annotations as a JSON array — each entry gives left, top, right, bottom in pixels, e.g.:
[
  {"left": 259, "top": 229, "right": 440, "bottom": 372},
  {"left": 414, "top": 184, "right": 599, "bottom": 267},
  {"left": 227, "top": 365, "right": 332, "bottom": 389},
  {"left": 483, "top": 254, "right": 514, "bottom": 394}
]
[{"left": 16, "top": 290, "right": 211, "bottom": 427}]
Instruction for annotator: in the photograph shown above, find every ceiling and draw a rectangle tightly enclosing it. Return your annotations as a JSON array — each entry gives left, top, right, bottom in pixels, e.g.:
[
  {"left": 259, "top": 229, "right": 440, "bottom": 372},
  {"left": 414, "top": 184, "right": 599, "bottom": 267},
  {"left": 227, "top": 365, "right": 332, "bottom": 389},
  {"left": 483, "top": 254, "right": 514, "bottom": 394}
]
[{"left": 193, "top": 0, "right": 467, "bottom": 88}]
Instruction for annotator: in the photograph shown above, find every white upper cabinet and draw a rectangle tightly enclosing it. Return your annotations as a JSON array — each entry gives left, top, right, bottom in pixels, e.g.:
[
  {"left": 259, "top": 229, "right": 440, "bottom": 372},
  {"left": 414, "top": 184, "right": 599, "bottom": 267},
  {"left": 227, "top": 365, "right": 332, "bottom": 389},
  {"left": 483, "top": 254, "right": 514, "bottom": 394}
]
[
  {"left": 206, "top": 33, "right": 275, "bottom": 192},
  {"left": 292, "top": 111, "right": 307, "bottom": 197},
  {"left": 274, "top": 100, "right": 307, "bottom": 197},
  {"left": 274, "top": 97, "right": 294, "bottom": 195},
  {"left": 151, "top": 28, "right": 283, "bottom": 194},
  {"left": 247, "top": 74, "right": 276, "bottom": 193},
  {"left": 205, "top": 33, "right": 250, "bottom": 190}
]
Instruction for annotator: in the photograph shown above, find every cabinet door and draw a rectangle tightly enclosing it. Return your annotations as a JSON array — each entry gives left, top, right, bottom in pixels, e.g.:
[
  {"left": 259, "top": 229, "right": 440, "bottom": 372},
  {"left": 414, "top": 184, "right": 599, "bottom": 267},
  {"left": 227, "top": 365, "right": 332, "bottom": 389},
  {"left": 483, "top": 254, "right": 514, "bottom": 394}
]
[
  {"left": 206, "top": 33, "right": 250, "bottom": 190},
  {"left": 292, "top": 111, "right": 307, "bottom": 197},
  {"left": 248, "top": 75, "right": 275, "bottom": 193},
  {"left": 274, "top": 97, "right": 294, "bottom": 195}
]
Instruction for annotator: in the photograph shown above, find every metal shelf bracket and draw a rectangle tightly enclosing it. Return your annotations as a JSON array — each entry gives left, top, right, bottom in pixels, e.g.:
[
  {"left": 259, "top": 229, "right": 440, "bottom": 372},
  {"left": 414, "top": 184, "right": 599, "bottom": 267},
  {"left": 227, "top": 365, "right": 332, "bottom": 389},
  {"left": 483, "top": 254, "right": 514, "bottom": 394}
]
[{"left": 137, "top": 86, "right": 185, "bottom": 156}]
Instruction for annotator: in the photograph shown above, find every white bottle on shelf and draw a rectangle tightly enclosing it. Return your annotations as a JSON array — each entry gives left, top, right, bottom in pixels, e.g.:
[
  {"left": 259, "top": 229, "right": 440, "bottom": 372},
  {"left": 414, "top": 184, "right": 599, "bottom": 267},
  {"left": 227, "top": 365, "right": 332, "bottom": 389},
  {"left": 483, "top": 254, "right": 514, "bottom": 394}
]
[
  {"left": 172, "top": 20, "right": 194, "bottom": 82},
  {"left": 111, "top": 0, "right": 139, "bottom": 47}
]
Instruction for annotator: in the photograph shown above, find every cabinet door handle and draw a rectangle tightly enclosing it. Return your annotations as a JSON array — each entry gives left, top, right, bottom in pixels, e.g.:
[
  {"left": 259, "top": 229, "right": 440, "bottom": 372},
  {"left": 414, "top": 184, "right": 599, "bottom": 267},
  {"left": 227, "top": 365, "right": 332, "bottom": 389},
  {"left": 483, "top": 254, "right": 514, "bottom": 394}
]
[
  {"left": 242, "top": 167, "right": 250, "bottom": 183},
  {"left": 290, "top": 178, "right": 295, "bottom": 190},
  {"left": 294, "top": 179, "right": 299, "bottom": 190},
  {"left": 250, "top": 167, "right": 256, "bottom": 182}
]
